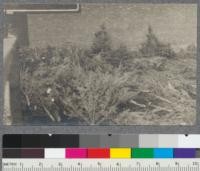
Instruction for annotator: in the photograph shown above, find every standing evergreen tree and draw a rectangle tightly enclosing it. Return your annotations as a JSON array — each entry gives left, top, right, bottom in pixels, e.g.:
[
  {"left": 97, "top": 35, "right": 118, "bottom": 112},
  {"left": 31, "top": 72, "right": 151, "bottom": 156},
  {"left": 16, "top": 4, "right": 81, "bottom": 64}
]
[
  {"left": 140, "top": 26, "right": 160, "bottom": 57},
  {"left": 140, "top": 26, "right": 176, "bottom": 58},
  {"left": 91, "top": 24, "right": 112, "bottom": 55}
]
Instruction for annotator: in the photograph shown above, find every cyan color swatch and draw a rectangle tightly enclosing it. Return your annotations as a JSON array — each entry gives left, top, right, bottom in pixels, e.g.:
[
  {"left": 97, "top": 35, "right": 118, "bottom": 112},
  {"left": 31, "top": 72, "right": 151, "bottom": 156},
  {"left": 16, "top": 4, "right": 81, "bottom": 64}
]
[{"left": 154, "top": 148, "right": 173, "bottom": 158}]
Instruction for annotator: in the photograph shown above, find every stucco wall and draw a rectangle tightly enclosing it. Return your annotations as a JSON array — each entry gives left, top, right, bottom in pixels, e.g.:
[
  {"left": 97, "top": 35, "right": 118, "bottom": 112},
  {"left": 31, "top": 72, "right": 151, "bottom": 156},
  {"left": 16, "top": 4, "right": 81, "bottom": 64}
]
[
  {"left": 27, "top": 4, "right": 197, "bottom": 50},
  {"left": 3, "top": 35, "right": 17, "bottom": 125}
]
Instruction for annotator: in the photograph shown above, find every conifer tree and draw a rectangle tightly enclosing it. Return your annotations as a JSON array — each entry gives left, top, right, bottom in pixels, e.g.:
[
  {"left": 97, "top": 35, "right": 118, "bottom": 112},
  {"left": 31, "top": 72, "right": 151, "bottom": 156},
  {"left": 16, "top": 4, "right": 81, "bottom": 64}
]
[
  {"left": 91, "top": 24, "right": 112, "bottom": 55},
  {"left": 140, "top": 26, "right": 175, "bottom": 58}
]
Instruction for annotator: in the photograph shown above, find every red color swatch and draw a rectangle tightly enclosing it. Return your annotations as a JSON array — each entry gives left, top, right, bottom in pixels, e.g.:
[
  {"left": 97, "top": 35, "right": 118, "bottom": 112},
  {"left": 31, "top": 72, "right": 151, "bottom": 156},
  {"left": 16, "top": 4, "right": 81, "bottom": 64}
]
[{"left": 88, "top": 148, "right": 110, "bottom": 158}]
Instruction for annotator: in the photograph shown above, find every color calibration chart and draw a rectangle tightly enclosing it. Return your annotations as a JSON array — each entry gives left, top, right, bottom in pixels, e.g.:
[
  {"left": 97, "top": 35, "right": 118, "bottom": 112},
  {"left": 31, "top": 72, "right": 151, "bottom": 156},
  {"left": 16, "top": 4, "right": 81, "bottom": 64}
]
[{"left": 2, "top": 134, "right": 200, "bottom": 171}]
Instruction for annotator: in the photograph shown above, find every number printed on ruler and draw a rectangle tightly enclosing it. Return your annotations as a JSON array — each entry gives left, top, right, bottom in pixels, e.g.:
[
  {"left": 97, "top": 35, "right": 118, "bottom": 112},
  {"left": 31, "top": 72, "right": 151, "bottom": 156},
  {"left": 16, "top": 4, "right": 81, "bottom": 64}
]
[{"left": 2, "top": 159, "right": 200, "bottom": 171}]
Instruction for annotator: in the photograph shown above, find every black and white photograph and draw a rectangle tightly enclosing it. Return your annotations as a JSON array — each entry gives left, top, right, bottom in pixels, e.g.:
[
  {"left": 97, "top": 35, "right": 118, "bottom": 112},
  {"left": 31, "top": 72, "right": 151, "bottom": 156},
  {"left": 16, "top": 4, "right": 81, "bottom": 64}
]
[{"left": 3, "top": 3, "right": 197, "bottom": 125}]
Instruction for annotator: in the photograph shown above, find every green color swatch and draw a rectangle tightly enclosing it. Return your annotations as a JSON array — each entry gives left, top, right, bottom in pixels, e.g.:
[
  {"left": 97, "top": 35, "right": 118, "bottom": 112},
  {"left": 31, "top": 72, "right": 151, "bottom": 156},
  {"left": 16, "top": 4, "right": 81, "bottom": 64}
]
[{"left": 131, "top": 148, "right": 154, "bottom": 158}]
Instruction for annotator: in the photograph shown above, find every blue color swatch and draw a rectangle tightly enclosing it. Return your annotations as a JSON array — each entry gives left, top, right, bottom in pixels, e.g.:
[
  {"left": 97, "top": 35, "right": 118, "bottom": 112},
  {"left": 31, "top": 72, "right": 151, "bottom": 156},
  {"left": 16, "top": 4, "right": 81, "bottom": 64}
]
[{"left": 154, "top": 148, "right": 173, "bottom": 158}]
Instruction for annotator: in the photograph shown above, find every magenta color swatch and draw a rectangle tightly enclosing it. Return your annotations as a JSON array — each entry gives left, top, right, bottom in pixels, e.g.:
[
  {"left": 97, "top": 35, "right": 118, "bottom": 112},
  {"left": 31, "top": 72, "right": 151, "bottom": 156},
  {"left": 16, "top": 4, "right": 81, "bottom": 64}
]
[{"left": 65, "top": 148, "right": 87, "bottom": 158}]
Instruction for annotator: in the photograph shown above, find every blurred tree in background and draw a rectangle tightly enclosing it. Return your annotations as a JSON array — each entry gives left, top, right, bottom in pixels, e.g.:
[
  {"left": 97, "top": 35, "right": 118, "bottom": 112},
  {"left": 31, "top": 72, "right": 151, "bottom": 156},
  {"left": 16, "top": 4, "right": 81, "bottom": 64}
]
[
  {"left": 140, "top": 26, "right": 176, "bottom": 58},
  {"left": 91, "top": 24, "right": 112, "bottom": 56}
]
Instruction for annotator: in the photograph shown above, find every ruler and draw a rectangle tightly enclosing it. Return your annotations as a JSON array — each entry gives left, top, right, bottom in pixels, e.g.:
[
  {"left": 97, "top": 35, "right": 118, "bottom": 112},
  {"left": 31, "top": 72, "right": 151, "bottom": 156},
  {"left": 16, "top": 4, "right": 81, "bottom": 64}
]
[{"left": 2, "top": 159, "right": 200, "bottom": 171}]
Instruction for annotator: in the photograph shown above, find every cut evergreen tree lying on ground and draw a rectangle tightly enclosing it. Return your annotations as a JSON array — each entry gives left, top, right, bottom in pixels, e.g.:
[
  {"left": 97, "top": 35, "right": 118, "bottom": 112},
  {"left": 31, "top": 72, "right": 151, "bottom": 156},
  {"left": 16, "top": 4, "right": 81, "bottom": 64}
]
[{"left": 18, "top": 25, "right": 196, "bottom": 125}]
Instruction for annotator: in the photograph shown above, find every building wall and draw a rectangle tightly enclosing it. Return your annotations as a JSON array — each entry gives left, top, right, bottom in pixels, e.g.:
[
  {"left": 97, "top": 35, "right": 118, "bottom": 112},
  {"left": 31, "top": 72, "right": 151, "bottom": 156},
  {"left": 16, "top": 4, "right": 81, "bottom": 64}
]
[
  {"left": 26, "top": 4, "right": 197, "bottom": 50},
  {"left": 3, "top": 35, "right": 22, "bottom": 125}
]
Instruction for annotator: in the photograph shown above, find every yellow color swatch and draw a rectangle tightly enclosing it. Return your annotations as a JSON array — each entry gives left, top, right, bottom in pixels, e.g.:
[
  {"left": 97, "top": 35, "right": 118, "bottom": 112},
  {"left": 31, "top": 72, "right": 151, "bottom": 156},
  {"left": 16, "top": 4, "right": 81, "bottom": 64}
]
[{"left": 110, "top": 148, "right": 131, "bottom": 158}]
